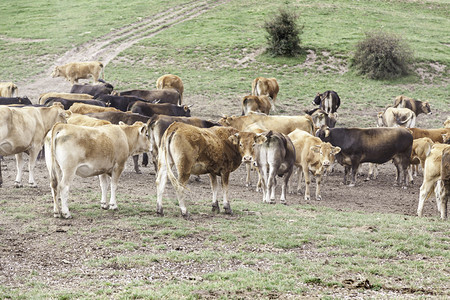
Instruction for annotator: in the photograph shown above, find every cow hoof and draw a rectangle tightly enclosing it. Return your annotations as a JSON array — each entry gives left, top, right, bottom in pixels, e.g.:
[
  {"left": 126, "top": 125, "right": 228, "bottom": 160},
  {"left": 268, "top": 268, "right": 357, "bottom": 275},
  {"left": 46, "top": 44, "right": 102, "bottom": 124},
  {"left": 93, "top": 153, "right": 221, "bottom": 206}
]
[
  {"left": 29, "top": 183, "right": 38, "bottom": 188},
  {"left": 14, "top": 182, "right": 23, "bottom": 188},
  {"left": 156, "top": 209, "right": 164, "bottom": 217},
  {"left": 182, "top": 213, "right": 191, "bottom": 220},
  {"left": 364, "top": 177, "right": 370, "bottom": 182},
  {"left": 62, "top": 213, "right": 72, "bottom": 219},
  {"left": 135, "top": 169, "right": 142, "bottom": 174},
  {"left": 53, "top": 212, "right": 62, "bottom": 218},
  {"left": 280, "top": 201, "right": 287, "bottom": 206},
  {"left": 101, "top": 203, "right": 108, "bottom": 210},
  {"left": 348, "top": 183, "right": 355, "bottom": 187},
  {"left": 224, "top": 208, "right": 233, "bottom": 215},
  {"left": 212, "top": 204, "right": 220, "bottom": 214},
  {"left": 269, "top": 201, "right": 276, "bottom": 205},
  {"left": 316, "top": 196, "right": 322, "bottom": 201},
  {"left": 109, "top": 204, "right": 118, "bottom": 211}
]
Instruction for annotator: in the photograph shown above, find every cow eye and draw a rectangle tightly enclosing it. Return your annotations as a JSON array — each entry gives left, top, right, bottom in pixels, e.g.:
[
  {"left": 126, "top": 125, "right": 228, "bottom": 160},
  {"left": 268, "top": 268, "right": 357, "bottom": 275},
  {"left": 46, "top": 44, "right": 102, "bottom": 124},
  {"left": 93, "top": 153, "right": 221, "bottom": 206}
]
[
  {"left": 239, "top": 143, "right": 243, "bottom": 148},
  {"left": 252, "top": 143, "right": 256, "bottom": 147}
]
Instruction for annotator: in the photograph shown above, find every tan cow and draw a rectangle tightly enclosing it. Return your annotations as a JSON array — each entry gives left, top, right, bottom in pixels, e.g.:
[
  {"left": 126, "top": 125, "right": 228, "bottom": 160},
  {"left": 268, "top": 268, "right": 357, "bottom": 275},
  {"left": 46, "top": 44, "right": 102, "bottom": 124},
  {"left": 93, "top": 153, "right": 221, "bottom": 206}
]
[
  {"left": 288, "top": 129, "right": 341, "bottom": 201},
  {"left": 241, "top": 95, "right": 271, "bottom": 116},
  {"left": 408, "top": 137, "right": 434, "bottom": 182},
  {"left": 39, "top": 92, "right": 94, "bottom": 105},
  {"left": 417, "top": 143, "right": 450, "bottom": 219},
  {"left": 67, "top": 113, "right": 111, "bottom": 127},
  {"left": 46, "top": 122, "right": 150, "bottom": 218},
  {"left": 0, "top": 103, "right": 67, "bottom": 187},
  {"left": 0, "top": 82, "right": 18, "bottom": 97},
  {"left": 408, "top": 128, "right": 450, "bottom": 143},
  {"left": 377, "top": 107, "right": 416, "bottom": 128},
  {"left": 439, "top": 147, "right": 450, "bottom": 219},
  {"left": 393, "top": 95, "right": 431, "bottom": 116},
  {"left": 251, "top": 77, "right": 279, "bottom": 110},
  {"left": 156, "top": 74, "right": 184, "bottom": 104},
  {"left": 51, "top": 61, "right": 104, "bottom": 85},
  {"left": 69, "top": 103, "right": 120, "bottom": 114},
  {"left": 218, "top": 114, "right": 314, "bottom": 136},
  {"left": 156, "top": 122, "right": 243, "bottom": 217}
]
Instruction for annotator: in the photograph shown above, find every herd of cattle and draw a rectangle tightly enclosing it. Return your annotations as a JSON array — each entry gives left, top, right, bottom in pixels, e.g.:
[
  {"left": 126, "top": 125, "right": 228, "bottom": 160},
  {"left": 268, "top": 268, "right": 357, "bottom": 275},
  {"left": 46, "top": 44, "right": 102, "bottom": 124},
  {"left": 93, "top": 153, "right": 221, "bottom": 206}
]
[{"left": 0, "top": 60, "right": 449, "bottom": 220}]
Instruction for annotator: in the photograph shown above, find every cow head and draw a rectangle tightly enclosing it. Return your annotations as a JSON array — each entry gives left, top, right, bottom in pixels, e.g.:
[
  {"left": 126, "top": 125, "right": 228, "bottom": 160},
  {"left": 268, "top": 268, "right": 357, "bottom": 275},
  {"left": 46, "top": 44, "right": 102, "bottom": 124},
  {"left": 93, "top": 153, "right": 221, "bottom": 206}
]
[
  {"left": 229, "top": 132, "right": 266, "bottom": 163},
  {"left": 315, "top": 125, "right": 331, "bottom": 142},
  {"left": 313, "top": 92, "right": 322, "bottom": 106},
  {"left": 310, "top": 143, "right": 341, "bottom": 170},
  {"left": 182, "top": 105, "right": 191, "bottom": 117},
  {"left": 51, "top": 66, "right": 61, "bottom": 78},
  {"left": 421, "top": 102, "right": 432, "bottom": 115},
  {"left": 376, "top": 112, "right": 385, "bottom": 127},
  {"left": 443, "top": 133, "right": 450, "bottom": 144}
]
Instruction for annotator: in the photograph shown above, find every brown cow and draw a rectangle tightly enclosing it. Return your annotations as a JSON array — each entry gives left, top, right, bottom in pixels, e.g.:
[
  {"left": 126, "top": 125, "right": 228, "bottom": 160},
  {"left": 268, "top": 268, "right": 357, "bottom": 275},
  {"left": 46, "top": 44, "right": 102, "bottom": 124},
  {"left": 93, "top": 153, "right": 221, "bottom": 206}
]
[
  {"left": 39, "top": 92, "right": 93, "bottom": 105},
  {"left": 251, "top": 77, "right": 279, "bottom": 110},
  {"left": 0, "top": 103, "right": 68, "bottom": 187},
  {"left": 417, "top": 143, "right": 450, "bottom": 219},
  {"left": 241, "top": 95, "right": 271, "bottom": 116},
  {"left": 408, "top": 128, "right": 450, "bottom": 143},
  {"left": 69, "top": 103, "right": 120, "bottom": 114},
  {"left": 377, "top": 107, "right": 416, "bottom": 128},
  {"left": 45, "top": 122, "right": 150, "bottom": 218},
  {"left": 51, "top": 61, "right": 104, "bottom": 85},
  {"left": 0, "top": 82, "right": 18, "bottom": 97},
  {"left": 288, "top": 129, "right": 341, "bottom": 201},
  {"left": 156, "top": 122, "right": 243, "bottom": 217},
  {"left": 393, "top": 95, "right": 431, "bottom": 116},
  {"left": 313, "top": 90, "right": 340, "bottom": 116},
  {"left": 156, "top": 74, "right": 184, "bottom": 104},
  {"left": 218, "top": 114, "right": 314, "bottom": 136}
]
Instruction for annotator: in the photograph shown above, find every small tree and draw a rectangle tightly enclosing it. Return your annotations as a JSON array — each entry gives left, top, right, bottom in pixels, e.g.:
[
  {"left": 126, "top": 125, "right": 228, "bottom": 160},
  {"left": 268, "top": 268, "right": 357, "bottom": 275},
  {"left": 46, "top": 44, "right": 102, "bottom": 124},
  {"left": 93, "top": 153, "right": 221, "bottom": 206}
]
[
  {"left": 351, "top": 31, "right": 414, "bottom": 80},
  {"left": 264, "top": 7, "right": 303, "bottom": 57}
]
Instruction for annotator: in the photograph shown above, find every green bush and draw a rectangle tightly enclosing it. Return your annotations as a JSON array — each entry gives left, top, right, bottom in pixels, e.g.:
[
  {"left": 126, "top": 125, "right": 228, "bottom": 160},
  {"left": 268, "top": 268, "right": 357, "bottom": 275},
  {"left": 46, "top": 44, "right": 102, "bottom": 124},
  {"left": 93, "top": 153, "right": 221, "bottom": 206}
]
[
  {"left": 351, "top": 31, "right": 414, "bottom": 80},
  {"left": 263, "top": 7, "right": 303, "bottom": 57}
]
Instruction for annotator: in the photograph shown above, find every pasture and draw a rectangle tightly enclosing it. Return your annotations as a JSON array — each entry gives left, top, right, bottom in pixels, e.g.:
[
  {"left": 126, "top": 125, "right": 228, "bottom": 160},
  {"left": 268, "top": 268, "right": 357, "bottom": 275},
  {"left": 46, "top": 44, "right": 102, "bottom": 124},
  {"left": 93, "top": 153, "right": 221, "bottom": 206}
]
[{"left": 0, "top": 0, "right": 449, "bottom": 298}]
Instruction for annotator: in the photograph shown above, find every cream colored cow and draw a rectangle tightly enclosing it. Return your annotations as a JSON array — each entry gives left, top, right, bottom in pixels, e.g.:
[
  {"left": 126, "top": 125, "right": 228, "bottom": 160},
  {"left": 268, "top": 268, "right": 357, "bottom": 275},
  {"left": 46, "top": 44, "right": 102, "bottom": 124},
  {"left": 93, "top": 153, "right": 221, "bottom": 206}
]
[
  {"left": 51, "top": 61, "right": 104, "bottom": 85},
  {"left": 0, "top": 82, "right": 18, "bottom": 97}
]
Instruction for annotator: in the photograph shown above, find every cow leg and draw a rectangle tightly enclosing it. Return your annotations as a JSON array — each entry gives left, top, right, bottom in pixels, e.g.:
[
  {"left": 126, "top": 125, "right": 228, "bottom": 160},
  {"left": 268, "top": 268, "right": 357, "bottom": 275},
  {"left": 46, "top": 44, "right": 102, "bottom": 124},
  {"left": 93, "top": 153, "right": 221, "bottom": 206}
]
[
  {"left": 315, "top": 173, "right": 323, "bottom": 201},
  {"left": 439, "top": 181, "right": 448, "bottom": 219},
  {"left": 27, "top": 148, "right": 40, "bottom": 187},
  {"left": 221, "top": 173, "right": 233, "bottom": 214},
  {"left": 175, "top": 172, "right": 190, "bottom": 218},
  {"left": 142, "top": 153, "right": 149, "bottom": 167},
  {"left": 108, "top": 165, "right": 124, "bottom": 210},
  {"left": 50, "top": 172, "right": 61, "bottom": 218},
  {"left": 132, "top": 155, "right": 141, "bottom": 174},
  {"left": 280, "top": 168, "right": 293, "bottom": 204},
  {"left": 0, "top": 162, "right": 2, "bottom": 188},
  {"left": 267, "top": 167, "right": 277, "bottom": 204},
  {"left": 209, "top": 174, "right": 220, "bottom": 213},
  {"left": 59, "top": 169, "right": 76, "bottom": 219},
  {"left": 408, "top": 165, "right": 414, "bottom": 185},
  {"left": 302, "top": 165, "right": 312, "bottom": 201},
  {"left": 418, "top": 179, "right": 437, "bottom": 217},
  {"left": 349, "top": 163, "right": 359, "bottom": 187},
  {"left": 255, "top": 166, "right": 262, "bottom": 192},
  {"left": 14, "top": 153, "right": 25, "bottom": 188},
  {"left": 245, "top": 163, "right": 252, "bottom": 187},
  {"left": 155, "top": 161, "right": 168, "bottom": 216},
  {"left": 99, "top": 174, "right": 110, "bottom": 209},
  {"left": 260, "top": 165, "right": 269, "bottom": 203}
]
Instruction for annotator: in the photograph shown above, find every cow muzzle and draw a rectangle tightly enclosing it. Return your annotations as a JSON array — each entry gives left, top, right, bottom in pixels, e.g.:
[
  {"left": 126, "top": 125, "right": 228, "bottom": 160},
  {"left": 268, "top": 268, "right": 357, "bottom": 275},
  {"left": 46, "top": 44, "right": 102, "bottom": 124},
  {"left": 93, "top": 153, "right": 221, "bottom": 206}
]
[{"left": 242, "top": 156, "right": 253, "bottom": 163}]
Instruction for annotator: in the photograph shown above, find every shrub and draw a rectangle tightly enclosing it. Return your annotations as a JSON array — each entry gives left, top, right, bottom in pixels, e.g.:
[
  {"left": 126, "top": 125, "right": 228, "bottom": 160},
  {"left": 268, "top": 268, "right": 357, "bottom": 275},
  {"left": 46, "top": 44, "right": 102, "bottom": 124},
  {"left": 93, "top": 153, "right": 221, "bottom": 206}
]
[
  {"left": 351, "top": 31, "right": 414, "bottom": 80},
  {"left": 263, "top": 7, "right": 303, "bottom": 57}
]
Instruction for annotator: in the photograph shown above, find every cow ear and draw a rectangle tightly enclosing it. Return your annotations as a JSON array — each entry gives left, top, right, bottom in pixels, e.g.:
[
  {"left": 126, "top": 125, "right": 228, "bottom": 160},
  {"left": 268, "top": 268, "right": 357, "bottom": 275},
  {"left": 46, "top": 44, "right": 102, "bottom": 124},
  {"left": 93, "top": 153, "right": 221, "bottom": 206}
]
[
  {"left": 254, "top": 134, "right": 267, "bottom": 144},
  {"left": 325, "top": 129, "right": 330, "bottom": 138},
  {"left": 140, "top": 125, "right": 147, "bottom": 135},
  {"left": 228, "top": 133, "right": 240, "bottom": 145},
  {"left": 310, "top": 145, "right": 321, "bottom": 153},
  {"left": 64, "top": 111, "right": 72, "bottom": 118},
  {"left": 332, "top": 146, "right": 341, "bottom": 154}
]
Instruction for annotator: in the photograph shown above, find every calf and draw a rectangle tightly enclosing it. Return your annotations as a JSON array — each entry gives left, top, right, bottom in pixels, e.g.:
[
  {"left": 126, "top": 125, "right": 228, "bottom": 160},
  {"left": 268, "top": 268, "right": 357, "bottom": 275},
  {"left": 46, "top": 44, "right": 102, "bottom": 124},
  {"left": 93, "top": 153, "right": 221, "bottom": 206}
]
[
  {"left": 417, "top": 144, "right": 450, "bottom": 219},
  {"left": 156, "top": 122, "right": 242, "bottom": 217},
  {"left": 253, "top": 131, "right": 296, "bottom": 204},
  {"left": 288, "top": 129, "right": 341, "bottom": 201},
  {"left": 129, "top": 101, "right": 191, "bottom": 117},
  {"left": 393, "top": 95, "right": 431, "bottom": 116},
  {"left": 316, "top": 126, "right": 413, "bottom": 188},
  {"left": 377, "top": 107, "right": 416, "bottom": 128},
  {"left": 0, "top": 97, "right": 32, "bottom": 106},
  {"left": 241, "top": 95, "right": 271, "bottom": 115},
  {"left": 0, "top": 82, "right": 18, "bottom": 97},
  {"left": 71, "top": 80, "right": 114, "bottom": 97},
  {"left": 313, "top": 90, "right": 340, "bottom": 115},
  {"left": 46, "top": 122, "right": 150, "bottom": 218},
  {"left": 0, "top": 103, "right": 67, "bottom": 187},
  {"left": 251, "top": 77, "right": 279, "bottom": 110},
  {"left": 156, "top": 74, "right": 184, "bottom": 103},
  {"left": 51, "top": 61, "right": 104, "bottom": 85},
  {"left": 44, "top": 97, "right": 106, "bottom": 110}
]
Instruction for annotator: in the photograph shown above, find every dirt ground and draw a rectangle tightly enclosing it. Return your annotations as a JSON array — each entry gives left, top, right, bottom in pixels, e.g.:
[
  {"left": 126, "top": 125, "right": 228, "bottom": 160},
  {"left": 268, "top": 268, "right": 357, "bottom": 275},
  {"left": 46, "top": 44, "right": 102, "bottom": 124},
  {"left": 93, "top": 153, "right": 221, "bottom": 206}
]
[{"left": 0, "top": 2, "right": 447, "bottom": 298}]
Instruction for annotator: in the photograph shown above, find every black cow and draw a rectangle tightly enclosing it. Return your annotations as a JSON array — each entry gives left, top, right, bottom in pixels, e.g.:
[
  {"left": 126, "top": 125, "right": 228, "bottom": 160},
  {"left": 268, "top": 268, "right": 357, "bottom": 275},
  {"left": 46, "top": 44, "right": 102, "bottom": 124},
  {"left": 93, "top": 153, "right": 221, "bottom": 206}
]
[
  {"left": 316, "top": 126, "right": 413, "bottom": 188},
  {"left": 95, "top": 94, "right": 148, "bottom": 112},
  {"left": 313, "top": 90, "right": 340, "bottom": 115},
  {"left": 0, "top": 97, "right": 32, "bottom": 106},
  {"left": 43, "top": 97, "right": 106, "bottom": 110},
  {"left": 71, "top": 79, "right": 114, "bottom": 97},
  {"left": 304, "top": 108, "right": 337, "bottom": 128},
  {"left": 87, "top": 111, "right": 151, "bottom": 174},
  {"left": 117, "top": 88, "right": 181, "bottom": 106},
  {"left": 129, "top": 101, "right": 191, "bottom": 117}
]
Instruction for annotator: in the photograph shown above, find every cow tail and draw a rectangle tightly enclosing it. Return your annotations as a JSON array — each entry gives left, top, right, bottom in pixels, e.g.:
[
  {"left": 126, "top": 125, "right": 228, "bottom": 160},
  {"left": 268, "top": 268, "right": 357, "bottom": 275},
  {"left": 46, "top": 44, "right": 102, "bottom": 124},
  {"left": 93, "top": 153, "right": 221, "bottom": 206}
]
[
  {"left": 49, "top": 124, "right": 61, "bottom": 194},
  {"left": 304, "top": 114, "right": 315, "bottom": 135},
  {"left": 163, "top": 130, "right": 188, "bottom": 193},
  {"left": 101, "top": 63, "right": 105, "bottom": 80},
  {"left": 252, "top": 79, "right": 259, "bottom": 96}
]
